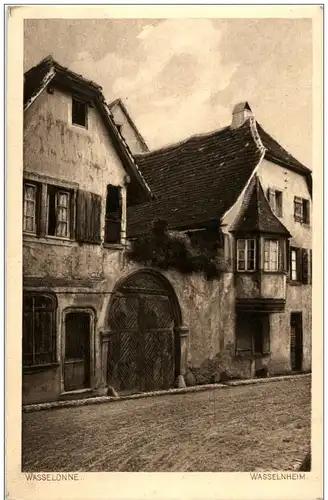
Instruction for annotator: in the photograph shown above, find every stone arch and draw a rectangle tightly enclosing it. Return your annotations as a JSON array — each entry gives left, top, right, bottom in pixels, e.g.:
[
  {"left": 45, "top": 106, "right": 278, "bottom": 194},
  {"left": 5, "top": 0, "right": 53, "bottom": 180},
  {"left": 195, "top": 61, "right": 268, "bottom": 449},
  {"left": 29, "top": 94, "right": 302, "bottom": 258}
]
[{"left": 102, "top": 269, "right": 188, "bottom": 395}]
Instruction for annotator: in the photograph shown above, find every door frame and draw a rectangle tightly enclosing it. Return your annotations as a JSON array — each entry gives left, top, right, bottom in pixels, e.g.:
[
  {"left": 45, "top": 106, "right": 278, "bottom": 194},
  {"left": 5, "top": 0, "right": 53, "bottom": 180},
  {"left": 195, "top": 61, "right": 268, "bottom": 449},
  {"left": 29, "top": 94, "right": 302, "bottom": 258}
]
[
  {"left": 105, "top": 269, "right": 184, "bottom": 393},
  {"left": 61, "top": 307, "right": 96, "bottom": 394},
  {"left": 290, "top": 311, "right": 303, "bottom": 371}
]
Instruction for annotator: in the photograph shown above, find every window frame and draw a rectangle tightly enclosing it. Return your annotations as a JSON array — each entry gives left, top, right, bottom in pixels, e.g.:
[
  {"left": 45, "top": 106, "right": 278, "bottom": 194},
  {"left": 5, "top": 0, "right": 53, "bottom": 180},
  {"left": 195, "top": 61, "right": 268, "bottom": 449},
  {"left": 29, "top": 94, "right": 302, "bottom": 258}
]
[
  {"left": 23, "top": 176, "right": 76, "bottom": 242},
  {"left": 267, "top": 188, "right": 283, "bottom": 217},
  {"left": 236, "top": 238, "right": 256, "bottom": 272},
  {"left": 290, "top": 246, "right": 301, "bottom": 282},
  {"left": 72, "top": 97, "right": 88, "bottom": 129},
  {"left": 294, "top": 196, "right": 310, "bottom": 224},
  {"left": 23, "top": 182, "right": 38, "bottom": 234},
  {"left": 263, "top": 239, "right": 280, "bottom": 272},
  {"left": 23, "top": 292, "right": 57, "bottom": 368},
  {"left": 46, "top": 185, "right": 72, "bottom": 239}
]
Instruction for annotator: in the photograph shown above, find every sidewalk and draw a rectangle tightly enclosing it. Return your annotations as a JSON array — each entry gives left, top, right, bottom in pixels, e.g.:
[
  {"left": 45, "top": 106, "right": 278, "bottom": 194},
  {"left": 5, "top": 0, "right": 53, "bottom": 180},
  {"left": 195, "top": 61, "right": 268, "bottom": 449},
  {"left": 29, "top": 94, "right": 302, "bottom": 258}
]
[{"left": 23, "top": 372, "right": 311, "bottom": 413}]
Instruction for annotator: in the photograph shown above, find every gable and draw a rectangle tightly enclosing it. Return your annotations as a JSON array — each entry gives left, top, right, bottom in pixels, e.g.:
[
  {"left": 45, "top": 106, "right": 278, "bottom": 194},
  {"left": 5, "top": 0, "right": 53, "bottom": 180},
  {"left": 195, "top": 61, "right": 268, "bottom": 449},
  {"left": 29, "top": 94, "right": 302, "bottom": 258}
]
[
  {"left": 108, "top": 99, "right": 149, "bottom": 155},
  {"left": 24, "top": 57, "right": 153, "bottom": 206}
]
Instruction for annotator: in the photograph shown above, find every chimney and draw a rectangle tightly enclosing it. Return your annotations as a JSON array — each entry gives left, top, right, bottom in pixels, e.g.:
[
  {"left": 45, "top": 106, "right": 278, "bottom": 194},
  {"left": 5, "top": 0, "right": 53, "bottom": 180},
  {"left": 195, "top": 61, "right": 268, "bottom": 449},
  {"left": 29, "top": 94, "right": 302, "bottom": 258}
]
[{"left": 231, "top": 102, "right": 253, "bottom": 129}]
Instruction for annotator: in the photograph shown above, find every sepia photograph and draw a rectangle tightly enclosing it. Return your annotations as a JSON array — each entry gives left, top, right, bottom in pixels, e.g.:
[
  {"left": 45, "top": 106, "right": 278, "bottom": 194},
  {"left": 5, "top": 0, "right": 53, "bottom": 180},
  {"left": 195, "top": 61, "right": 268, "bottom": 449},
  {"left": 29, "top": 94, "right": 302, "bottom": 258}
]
[
  {"left": 5, "top": 7, "right": 323, "bottom": 498},
  {"left": 21, "top": 15, "right": 314, "bottom": 474}
]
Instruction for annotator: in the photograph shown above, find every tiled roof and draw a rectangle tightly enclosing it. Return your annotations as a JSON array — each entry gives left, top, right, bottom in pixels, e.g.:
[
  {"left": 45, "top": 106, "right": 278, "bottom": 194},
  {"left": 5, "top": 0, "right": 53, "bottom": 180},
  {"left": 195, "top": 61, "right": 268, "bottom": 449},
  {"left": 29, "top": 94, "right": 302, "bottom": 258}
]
[
  {"left": 256, "top": 123, "right": 311, "bottom": 175},
  {"left": 230, "top": 174, "right": 291, "bottom": 236},
  {"left": 127, "top": 114, "right": 311, "bottom": 237},
  {"left": 127, "top": 119, "right": 264, "bottom": 237}
]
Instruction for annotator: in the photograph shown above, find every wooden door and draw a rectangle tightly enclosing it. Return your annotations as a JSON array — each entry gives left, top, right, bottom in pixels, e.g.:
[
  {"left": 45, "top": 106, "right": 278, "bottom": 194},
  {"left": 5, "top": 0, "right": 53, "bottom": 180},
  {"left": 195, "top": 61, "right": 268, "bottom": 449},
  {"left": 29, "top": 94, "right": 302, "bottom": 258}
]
[
  {"left": 108, "top": 274, "right": 176, "bottom": 394},
  {"left": 290, "top": 312, "right": 303, "bottom": 371},
  {"left": 64, "top": 312, "right": 91, "bottom": 391}
]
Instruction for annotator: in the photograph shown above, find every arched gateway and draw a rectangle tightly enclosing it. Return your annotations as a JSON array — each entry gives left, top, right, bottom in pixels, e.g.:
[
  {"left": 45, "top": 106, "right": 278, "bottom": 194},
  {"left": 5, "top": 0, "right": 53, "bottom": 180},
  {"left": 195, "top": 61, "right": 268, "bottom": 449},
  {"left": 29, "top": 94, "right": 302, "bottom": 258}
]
[{"left": 107, "top": 270, "right": 183, "bottom": 394}]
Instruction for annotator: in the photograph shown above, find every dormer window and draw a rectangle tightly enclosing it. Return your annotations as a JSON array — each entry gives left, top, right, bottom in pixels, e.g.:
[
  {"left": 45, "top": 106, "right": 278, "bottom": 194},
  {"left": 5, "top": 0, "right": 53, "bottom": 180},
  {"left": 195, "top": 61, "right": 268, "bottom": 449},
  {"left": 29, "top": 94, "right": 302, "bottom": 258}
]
[{"left": 72, "top": 98, "right": 87, "bottom": 128}]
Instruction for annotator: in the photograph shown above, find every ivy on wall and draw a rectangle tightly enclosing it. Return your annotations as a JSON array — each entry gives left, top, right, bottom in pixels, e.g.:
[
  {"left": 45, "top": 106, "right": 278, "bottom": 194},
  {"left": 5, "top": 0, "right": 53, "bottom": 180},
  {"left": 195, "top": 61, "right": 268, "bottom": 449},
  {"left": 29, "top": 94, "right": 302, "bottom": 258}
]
[{"left": 126, "top": 219, "right": 229, "bottom": 280}]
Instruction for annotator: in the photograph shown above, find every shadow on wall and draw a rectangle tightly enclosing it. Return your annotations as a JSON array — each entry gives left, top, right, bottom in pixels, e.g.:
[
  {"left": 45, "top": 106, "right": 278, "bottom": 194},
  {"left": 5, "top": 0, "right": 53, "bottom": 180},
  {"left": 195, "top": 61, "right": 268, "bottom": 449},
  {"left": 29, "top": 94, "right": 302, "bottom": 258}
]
[{"left": 298, "top": 452, "right": 311, "bottom": 472}]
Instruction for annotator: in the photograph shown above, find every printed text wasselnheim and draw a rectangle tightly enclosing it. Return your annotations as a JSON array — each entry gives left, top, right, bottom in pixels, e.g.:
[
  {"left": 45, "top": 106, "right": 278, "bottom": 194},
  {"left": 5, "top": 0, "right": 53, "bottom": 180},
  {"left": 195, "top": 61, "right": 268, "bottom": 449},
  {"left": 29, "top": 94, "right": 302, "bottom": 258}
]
[
  {"left": 250, "top": 472, "right": 306, "bottom": 481},
  {"left": 25, "top": 473, "right": 80, "bottom": 482}
]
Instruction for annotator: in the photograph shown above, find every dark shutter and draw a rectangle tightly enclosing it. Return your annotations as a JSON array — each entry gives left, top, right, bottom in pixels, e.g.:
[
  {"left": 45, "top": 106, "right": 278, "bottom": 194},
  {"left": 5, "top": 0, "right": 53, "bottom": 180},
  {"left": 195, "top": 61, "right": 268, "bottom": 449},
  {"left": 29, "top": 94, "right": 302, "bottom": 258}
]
[
  {"left": 301, "top": 248, "right": 309, "bottom": 284},
  {"left": 309, "top": 249, "right": 312, "bottom": 285},
  {"left": 105, "top": 185, "right": 122, "bottom": 244},
  {"left": 76, "top": 190, "right": 101, "bottom": 244},
  {"left": 286, "top": 240, "right": 290, "bottom": 273}
]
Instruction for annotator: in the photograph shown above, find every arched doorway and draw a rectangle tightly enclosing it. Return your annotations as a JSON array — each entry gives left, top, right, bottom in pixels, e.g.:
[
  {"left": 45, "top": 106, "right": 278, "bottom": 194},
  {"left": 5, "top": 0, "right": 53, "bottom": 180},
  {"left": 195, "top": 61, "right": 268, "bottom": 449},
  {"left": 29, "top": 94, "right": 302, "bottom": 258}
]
[{"left": 107, "top": 270, "right": 182, "bottom": 394}]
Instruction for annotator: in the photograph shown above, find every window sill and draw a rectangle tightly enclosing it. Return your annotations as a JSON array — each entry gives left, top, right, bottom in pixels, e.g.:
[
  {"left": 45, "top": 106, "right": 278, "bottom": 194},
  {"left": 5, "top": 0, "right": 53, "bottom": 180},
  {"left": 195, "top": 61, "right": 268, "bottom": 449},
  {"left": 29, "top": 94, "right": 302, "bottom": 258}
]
[
  {"left": 23, "top": 362, "right": 60, "bottom": 374},
  {"left": 262, "top": 270, "right": 286, "bottom": 275},
  {"left": 288, "top": 280, "right": 304, "bottom": 286},
  {"left": 235, "top": 352, "right": 270, "bottom": 360},
  {"left": 235, "top": 270, "right": 257, "bottom": 274},
  {"left": 23, "top": 234, "right": 78, "bottom": 247},
  {"left": 103, "top": 242, "right": 125, "bottom": 250}
]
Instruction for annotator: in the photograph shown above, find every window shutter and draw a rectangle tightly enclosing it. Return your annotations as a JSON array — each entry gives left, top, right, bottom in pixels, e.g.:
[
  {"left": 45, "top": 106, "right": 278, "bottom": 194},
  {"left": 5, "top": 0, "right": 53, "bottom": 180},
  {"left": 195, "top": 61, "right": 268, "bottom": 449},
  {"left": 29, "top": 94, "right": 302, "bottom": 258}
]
[
  {"left": 267, "top": 188, "right": 276, "bottom": 212},
  {"left": 309, "top": 249, "right": 312, "bottom": 285},
  {"left": 301, "top": 248, "right": 309, "bottom": 284},
  {"left": 76, "top": 190, "right": 101, "bottom": 244},
  {"left": 286, "top": 240, "right": 290, "bottom": 273}
]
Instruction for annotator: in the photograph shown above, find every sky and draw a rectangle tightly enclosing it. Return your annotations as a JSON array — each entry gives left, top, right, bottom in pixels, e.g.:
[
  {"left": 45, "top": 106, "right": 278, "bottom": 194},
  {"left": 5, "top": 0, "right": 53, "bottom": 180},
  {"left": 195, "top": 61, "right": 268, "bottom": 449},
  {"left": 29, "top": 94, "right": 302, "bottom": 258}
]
[{"left": 24, "top": 18, "right": 312, "bottom": 168}]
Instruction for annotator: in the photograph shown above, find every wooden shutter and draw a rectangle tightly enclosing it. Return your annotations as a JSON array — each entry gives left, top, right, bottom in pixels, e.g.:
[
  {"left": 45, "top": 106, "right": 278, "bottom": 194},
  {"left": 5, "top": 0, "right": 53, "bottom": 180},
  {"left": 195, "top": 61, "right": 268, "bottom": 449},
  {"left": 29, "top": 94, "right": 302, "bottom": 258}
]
[
  {"left": 76, "top": 190, "right": 101, "bottom": 244},
  {"left": 286, "top": 240, "right": 290, "bottom": 274},
  {"left": 267, "top": 188, "right": 276, "bottom": 213},
  {"left": 301, "top": 248, "right": 309, "bottom": 284},
  {"left": 309, "top": 249, "right": 312, "bottom": 285}
]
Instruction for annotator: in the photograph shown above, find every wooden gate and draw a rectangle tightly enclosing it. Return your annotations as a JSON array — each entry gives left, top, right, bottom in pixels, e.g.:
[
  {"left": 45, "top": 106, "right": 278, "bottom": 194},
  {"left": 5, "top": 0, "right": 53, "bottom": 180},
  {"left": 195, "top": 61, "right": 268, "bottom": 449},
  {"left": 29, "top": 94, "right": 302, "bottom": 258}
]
[{"left": 108, "top": 273, "right": 177, "bottom": 393}]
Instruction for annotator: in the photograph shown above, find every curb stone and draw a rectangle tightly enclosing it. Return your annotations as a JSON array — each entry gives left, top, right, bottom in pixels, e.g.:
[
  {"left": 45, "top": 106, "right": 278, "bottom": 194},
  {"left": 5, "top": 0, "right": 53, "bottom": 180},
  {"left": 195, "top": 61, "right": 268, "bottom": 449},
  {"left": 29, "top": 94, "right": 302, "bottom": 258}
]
[{"left": 22, "top": 372, "right": 311, "bottom": 413}]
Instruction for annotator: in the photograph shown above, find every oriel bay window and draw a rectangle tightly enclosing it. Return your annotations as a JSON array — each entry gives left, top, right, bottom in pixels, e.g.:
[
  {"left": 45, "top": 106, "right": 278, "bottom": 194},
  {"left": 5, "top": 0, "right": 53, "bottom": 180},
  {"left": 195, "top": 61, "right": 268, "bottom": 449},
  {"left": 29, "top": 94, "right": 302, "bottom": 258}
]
[
  {"left": 236, "top": 237, "right": 287, "bottom": 273},
  {"left": 23, "top": 293, "right": 57, "bottom": 367}
]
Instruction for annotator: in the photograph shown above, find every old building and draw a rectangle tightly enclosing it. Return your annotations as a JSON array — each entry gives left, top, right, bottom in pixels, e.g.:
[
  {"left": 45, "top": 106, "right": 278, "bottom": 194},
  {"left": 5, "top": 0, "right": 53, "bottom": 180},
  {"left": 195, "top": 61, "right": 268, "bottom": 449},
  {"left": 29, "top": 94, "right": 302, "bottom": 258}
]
[
  {"left": 126, "top": 102, "right": 312, "bottom": 387},
  {"left": 23, "top": 58, "right": 312, "bottom": 405},
  {"left": 23, "top": 56, "right": 153, "bottom": 404},
  {"left": 108, "top": 98, "right": 149, "bottom": 155}
]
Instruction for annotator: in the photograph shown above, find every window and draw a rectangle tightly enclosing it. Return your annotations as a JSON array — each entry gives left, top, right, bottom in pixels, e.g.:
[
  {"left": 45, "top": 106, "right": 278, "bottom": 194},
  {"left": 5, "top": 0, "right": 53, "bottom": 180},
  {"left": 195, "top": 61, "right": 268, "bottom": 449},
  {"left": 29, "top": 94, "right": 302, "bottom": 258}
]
[
  {"left": 236, "top": 313, "right": 270, "bottom": 356},
  {"left": 302, "top": 199, "right": 310, "bottom": 224},
  {"left": 290, "top": 247, "right": 312, "bottom": 284},
  {"left": 264, "top": 239, "right": 279, "bottom": 271},
  {"left": 23, "top": 293, "right": 57, "bottom": 366},
  {"left": 294, "top": 197, "right": 310, "bottom": 224},
  {"left": 47, "top": 186, "right": 71, "bottom": 238},
  {"left": 72, "top": 98, "right": 87, "bottom": 128},
  {"left": 23, "top": 182, "right": 38, "bottom": 233},
  {"left": 237, "top": 239, "right": 256, "bottom": 271},
  {"left": 290, "top": 247, "right": 301, "bottom": 281},
  {"left": 268, "top": 189, "right": 283, "bottom": 217},
  {"left": 105, "top": 184, "right": 122, "bottom": 244}
]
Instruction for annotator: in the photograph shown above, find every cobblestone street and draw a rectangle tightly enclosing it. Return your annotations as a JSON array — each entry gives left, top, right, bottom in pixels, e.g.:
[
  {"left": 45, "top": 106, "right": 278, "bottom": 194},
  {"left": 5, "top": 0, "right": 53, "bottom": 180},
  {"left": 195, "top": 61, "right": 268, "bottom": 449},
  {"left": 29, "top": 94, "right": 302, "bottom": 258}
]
[{"left": 22, "top": 376, "right": 311, "bottom": 472}]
